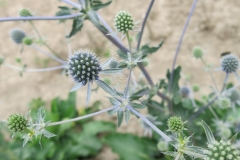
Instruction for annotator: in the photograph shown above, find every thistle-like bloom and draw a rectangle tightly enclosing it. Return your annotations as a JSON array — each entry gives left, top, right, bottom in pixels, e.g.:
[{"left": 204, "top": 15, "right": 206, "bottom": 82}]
[
  {"left": 10, "top": 28, "right": 26, "bottom": 44},
  {"left": 141, "top": 115, "right": 162, "bottom": 137},
  {"left": 67, "top": 49, "right": 122, "bottom": 106},
  {"left": 180, "top": 87, "right": 190, "bottom": 98},
  {"left": 192, "top": 47, "right": 204, "bottom": 59},
  {"left": 167, "top": 116, "right": 185, "bottom": 133},
  {"left": 7, "top": 114, "right": 28, "bottom": 133},
  {"left": 227, "top": 89, "right": 240, "bottom": 110},
  {"left": 217, "top": 96, "right": 231, "bottom": 109},
  {"left": 19, "top": 8, "right": 32, "bottom": 17}
]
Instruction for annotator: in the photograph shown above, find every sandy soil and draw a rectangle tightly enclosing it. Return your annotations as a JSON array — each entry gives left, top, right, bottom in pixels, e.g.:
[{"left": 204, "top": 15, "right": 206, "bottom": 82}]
[{"left": 1, "top": 0, "right": 240, "bottom": 159}]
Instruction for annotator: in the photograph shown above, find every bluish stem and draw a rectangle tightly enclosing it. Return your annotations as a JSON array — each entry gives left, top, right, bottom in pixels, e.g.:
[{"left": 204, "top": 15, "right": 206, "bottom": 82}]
[
  {"left": 128, "top": 106, "right": 172, "bottom": 142},
  {"left": 168, "top": 0, "right": 198, "bottom": 93}
]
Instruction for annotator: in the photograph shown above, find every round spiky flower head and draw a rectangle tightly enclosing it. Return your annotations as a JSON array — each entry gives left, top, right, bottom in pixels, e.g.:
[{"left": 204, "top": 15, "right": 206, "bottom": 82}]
[
  {"left": 114, "top": 11, "right": 134, "bottom": 33},
  {"left": 67, "top": 50, "right": 101, "bottom": 85},
  {"left": 10, "top": 28, "right": 26, "bottom": 44},
  {"left": 221, "top": 54, "right": 239, "bottom": 74},
  {"left": 180, "top": 87, "right": 190, "bottom": 98},
  {"left": 23, "top": 37, "right": 33, "bottom": 46},
  {"left": 19, "top": 8, "right": 32, "bottom": 17},
  {"left": 167, "top": 116, "right": 184, "bottom": 133},
  {"left": 109, "top": 60, "right": 118, "bottom": 69},
  {"left": 228, "top": 89, "right": 240, "bottom": 103},
  {"left": 7, "top": 114, "right": 28, "bottom": 133},
  {"left": 192, "top": 47, "right": 204, "bottom": 59},
  {"left": 192, "top": 84, "right": 200, "bottom": 92},
  {"left": 204, "top": 140, "right": 240, "bottom": 160},
  {"left": 218, "top": 96, "right": 231, "bottom": 109}
]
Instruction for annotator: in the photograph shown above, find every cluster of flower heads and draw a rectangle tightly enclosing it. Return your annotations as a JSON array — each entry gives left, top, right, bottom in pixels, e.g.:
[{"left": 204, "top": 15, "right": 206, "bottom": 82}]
[
  {"left": 67, "top": 50, "right": 102, "bottom": 86},
  {"left": 114, "top": 11, "right": 134, "bottom": 33}
]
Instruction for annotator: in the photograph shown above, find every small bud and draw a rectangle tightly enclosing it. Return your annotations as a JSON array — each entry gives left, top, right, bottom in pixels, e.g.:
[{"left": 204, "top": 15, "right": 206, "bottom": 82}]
[
  {"left": 0, "top": 55, "right": 4, "bottom": 65},
  {"left": 114, "top": 11, "right": 134, "bottom": 33},
  {"left": 109, "top": 60, "right": 118, "bottom": 68},
  {"left": 218, "top": 96, "right": 231, "bottom": 109},
  {"left": 221, "top": 55, "right": 239, "bottom": 74},
  {"left": 19, "top": 8, "right": 32, "bottom": 17},
  {"left": 192, "top": 47, "right": 204, "bottom": 59},
  {"left": 157, "top": 140, "right": 169, "bottom": 152},
  {"left": 23, "top": 37, "right": 33, "bottom": 46},
  {"left": 7, "top": 114, "right": 28, "bottom": 133},
  {"left": 10, "top": 28, "right": 26, "bottom": 44},
  {"left": 228, "top": 89, "right": 240, "bottom": 103},
  {"left": 192, "top": 84, "right": 200, "bottom": 92},
  {"left": 167, "top": 116, "right": 184, "bottom": 133},
  {"left": 180, "top": 87, "right": 190, "bottom": 98}
]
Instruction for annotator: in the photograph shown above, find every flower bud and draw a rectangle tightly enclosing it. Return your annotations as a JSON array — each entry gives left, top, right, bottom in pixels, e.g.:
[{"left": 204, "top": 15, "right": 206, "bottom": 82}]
[
  {"left": 7, "top": 114, "right": 28, "bottom": 133},
  {"left": 228, "top": 89, "right": 240, "bottom": 103},
  {"left": 192, "top": 84, "right": 200, "bottom": 92},
  {"left": 218, "top": 96, "right": 231, "bottom": 109},
  {"left": 19, "top": 8, "right": 32, "bottom": 17},
  {"left": 167, "top": 116, "right": 184, "bottom": 133},
  {"left": 221, "top": 55, "right": 239, "bottom": 74},
  {"left": 180, "top": 87, "right": 190, "bottom": 98},
  {"left": 10, "top": 29, "right": 26, "bottom": 44},
  {"left": 114, "top": 11, "right": 134, "bottom": 33},
  {"left": 192, "top": 47, "right": 204, "bottom": 59},
  {"left": 23, "top": 37, "right": 33, "bottom": 46}
]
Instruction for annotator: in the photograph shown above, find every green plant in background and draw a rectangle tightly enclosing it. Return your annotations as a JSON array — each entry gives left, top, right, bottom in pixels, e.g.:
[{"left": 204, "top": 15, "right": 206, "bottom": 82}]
[{"left": 0, "top": 0, "right": 240, "bottom": 160}]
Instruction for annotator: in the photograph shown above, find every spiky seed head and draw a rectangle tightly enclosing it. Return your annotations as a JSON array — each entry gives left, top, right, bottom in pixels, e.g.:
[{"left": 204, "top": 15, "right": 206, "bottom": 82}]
[
  {"left": 114, "top": 11, "right": 134, "bottom": 33},
  {"left": 192, "top": 47, "right": 204, "bottom": 59},
  {"left": 7, "top": 114, "right": 28, "bottom": 133},
  {"left": 167, "top": 116, "right": 184, "bottom": 133},
  {"left": 221, "top": 55, "right": 239, "bottom": 73},
  {"left": 192, "top": 84, "right": 200, "bottom": 92},
  {"left": 67, "top": 50, "right": 101, "bottom": 85},
  {"left": 180, "top": 87, "right": 190, "bottom": 98},
  {"left": 0, "top": 56, "right": 4, "bottom": 65},
  {"left": 10, "top": 29, "right": 26, "bottom": 44},
  {"left": 228, "top": 89, "right": 240, "bottom": 103},
  {"left": 19, "top": 8, "right": 32, "bottom": 17},
  {"left": 218, "top": 96, "right": 231, "bottom": 109},
  {"left": 23, "top": 37, "right": 33, "bottom": 46},
  {"left": 109, "top": 60, "right": 118, "bottom": 68},
  {"left": 205, "top": 140, "right": 240, "bottom": 160}
]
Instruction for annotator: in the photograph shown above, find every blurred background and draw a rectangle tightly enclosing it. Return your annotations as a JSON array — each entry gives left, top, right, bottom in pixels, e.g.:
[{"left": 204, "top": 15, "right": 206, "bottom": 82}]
[{"left": 0, "top": 0, "right": 240, "bottom": 159}]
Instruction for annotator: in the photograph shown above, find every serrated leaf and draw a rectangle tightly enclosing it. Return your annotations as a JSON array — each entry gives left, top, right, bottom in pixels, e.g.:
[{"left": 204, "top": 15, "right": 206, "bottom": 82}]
[
  {"left": 139, "top": 41, "right": 164, "bottom": 58},
  {"left": 82, "top": 121, "right": 116, "bottom": 136},
  {"left": 100, "top": 68, "right": 122, "bottom": 74},
  {"left": 130, "top": 88, "right": 149, "bottom": 101},
  {"left": 90, "top": 0, "right": 112, "bottom": 11},
  {"left": 117, "top": 61, "right": 128, "bottom": 69},
  {"left": 87, "top": 10, "right": 108, "bottom": 32},
  {"left": 55, "top": 6, "right": 71, "bottom": 17},
  {"left": 101, "top": 57, "right": 113, "bottom": 68},
  {"left": 125, "top": 109, "right": 130, "bottom": 123},
  {"left": 67, "top": 16, "right": 84, "bottom": 38},
  {"left": 117, "top": 110, "right": 123, "bottom": 127},
  {"left": 117, "top": 50, "right": 128, "bottom": 60},
  {"left": 202, "top": 120, "right": 215, "bottom": 144},
  {"left": 86, "top": 83, "right": 91, "bottom": 107},
  {"left": 70, "top": 83, "right": 84, "bottom": 92},
  {"left": 131, "top": 103, "right": 147, "bottom": 109},
  {"left": 96, "top": 80, "right": 118, "bottom": 97},
  {"left": 181, "top": 146, "right": 206, "bottom": 158}
]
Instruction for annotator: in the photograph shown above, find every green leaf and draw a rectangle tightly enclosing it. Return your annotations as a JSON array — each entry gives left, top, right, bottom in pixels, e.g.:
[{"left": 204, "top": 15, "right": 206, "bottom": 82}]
[
  {"left": 82, "top": 121, "right": 116, "bottom": 136},
  {"left": 117, "top": 50, "right": 128, "bottom": 60},
  {"left": 181, "top": 146, "right": 207, "bottom": 158},
  {"left": 55, "top": 6, "right": 71, "bottom": 16},
  {"left": 202, "top": 120, "right": 215, "bottom": 144},
  {"left": 117, "top": 110, "right": 123, "bottom": 127},
  {"left": 87, "top": 10, "right": 108, "bottom": 32},
  {"left": 96, "top": 80, "right": 118, "bottom": 97},
  {"left": 130, "top": 88, "right": 150, "bottom": 101},
  {"left": 131, "top": 103, "right": 147, "bottom": 109},
  {"left": 139, "top": 41, "right": 164, "bottom": 58},
  {"left": 100, "top": 68, "right": 122, "bottom": 74},
  {"left": 117, "top": 61, "right": 128, "bottom": 69},
  {"left": 167, "top": 66, "right": 181, "bottom": 94},
  {"left": 103, "top": 133, "right": 158, "bottom": 160},
  {"left": 90, "top": 0, "right": 112, "bottom": 11},
  {"left": 67, "top": 16, "right": 84, "bottom": 38}
]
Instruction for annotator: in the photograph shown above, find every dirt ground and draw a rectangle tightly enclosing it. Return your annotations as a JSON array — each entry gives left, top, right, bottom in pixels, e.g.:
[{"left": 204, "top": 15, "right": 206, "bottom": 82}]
[{"left": 1, "top": 0, "right": 240, "bottom": 159}]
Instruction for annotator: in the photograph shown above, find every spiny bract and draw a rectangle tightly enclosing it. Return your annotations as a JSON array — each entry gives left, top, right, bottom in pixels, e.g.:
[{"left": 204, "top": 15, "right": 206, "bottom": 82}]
[
  {"left": 221, "top": 55, "right": 239, "bottom": 74},
  {"left": 67, "top": 50, "right": 102, "bottom": 85},
  {"left": 10, "top": 29, "right": 26, "bottom": 44},
  {"left": 114, "top": 11, "right": 134, "bottom": 33},
  {"left": 167, "top": 116, "right": 184, "bottom": 133},
  {"left": 19, "top": 8, "right": 32, "bottom": 17},
  {"left": 204, "top": 140, "right": 240, "bottom": 160},
  {"left": 7, "top": 114, "right": 28, "bottom": 133}
]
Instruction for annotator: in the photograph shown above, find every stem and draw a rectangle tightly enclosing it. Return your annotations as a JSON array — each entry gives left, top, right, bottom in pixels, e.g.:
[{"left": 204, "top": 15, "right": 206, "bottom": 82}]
[
  {"left": 63, "top": 23, "right": 72, "bottom": 55},
  {"left": 208, "top": 106, "right": 219, "bottom": 120},
  {"left": 124, "top": 32, "right": 133, "bottom": 98},
  {"left": 4, "top": 63, "right": 66, "bottom": 72},
  {"left": 31, "top": 45, "right": 66, "bottom": 64},
  {"left": 29, "top": 21, "right": 59, "bottom": 57},
  {"left": 47, "top": 107, "right": 115, "bottom": 126},
  {"left": 0, "top": 13, "right": 82, "bottom": 22},
  {"left": 128, "top": 106, "right": 171, "bottom": 142},
  {"left": 136, "top": 0, "right": 155, "bottom": 50},
  {"left": 201, "top": 58, "right": 219, "bottom": 92},
  {"left": 168, "top": 0, "right": 198, "bottom": 93}
]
